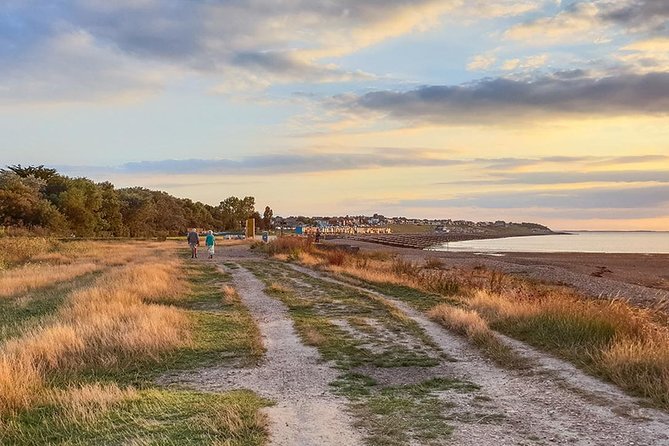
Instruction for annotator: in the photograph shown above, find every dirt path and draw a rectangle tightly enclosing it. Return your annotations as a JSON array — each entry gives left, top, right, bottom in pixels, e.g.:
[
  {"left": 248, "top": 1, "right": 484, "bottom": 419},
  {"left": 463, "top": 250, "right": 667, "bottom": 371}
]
[
  {"left": 169, "top": 255, "right": 364, "bottom": 445},
  {"left": 290, "top": 263, "right": 669, "bottom": 446}
]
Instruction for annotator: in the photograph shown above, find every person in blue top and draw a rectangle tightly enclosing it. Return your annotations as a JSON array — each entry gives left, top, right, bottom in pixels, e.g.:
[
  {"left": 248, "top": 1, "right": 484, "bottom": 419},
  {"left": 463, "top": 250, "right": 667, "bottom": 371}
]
[{"left": 205, "top": 230, "right": 216, "bottom": 259}]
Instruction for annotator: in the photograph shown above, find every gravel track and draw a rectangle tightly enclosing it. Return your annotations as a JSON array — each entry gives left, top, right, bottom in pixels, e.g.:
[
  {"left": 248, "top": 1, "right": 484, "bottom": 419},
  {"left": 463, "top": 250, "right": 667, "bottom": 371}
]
[
  {"left": 165, "top": 255, "right": 364, "bottom": 446},
  {"left": 290, "top": 263, "right": 669, "bottom": 446}
]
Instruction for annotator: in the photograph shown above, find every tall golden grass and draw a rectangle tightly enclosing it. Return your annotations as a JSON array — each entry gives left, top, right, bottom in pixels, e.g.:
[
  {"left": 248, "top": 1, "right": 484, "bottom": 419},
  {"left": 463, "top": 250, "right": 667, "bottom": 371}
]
[
  {"left": 466, "top": 288, "right": 669, "bottom": 405},
  {"left": 428, "top": 303, "right": 527, "bottom": 368},
  {"left": 0, "top": 259, "right": 191, "bottom": 416},
  {"left": 264, "top": 237, "right": 313, "bottom": 258},
  {"left": 0, "top": 239, "right": 179, "bottom": 298},
  {"left": 0, "top": 354, "right": 43, "bottom": 415},
  {"left": 0, "top": 237, "right": 54, "bottom": 268},
  {"left": 0, "top": 262, "right": 101, "bottom": 297},
  {"left": 428, "top": 305, "right": 489, "bottom": 338}
]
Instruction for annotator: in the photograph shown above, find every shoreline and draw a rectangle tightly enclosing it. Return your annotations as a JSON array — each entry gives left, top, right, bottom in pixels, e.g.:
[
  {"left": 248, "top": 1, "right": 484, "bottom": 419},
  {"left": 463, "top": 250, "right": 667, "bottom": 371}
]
[
  {"left": 336, "top": 231, "right": 558, "bottom": 250},
  {"left": 325, "top": 238, "right": 669, "bottom": 312}
]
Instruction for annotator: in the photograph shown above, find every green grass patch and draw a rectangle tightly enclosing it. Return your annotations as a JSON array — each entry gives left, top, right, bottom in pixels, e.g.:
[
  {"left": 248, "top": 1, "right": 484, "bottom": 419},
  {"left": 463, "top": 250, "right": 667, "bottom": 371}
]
[
  {"left": 337, "top": 378, "right": 478, "bottom": 446},
  {"left": 338, "top": 275, "right": 452, "bottom": 312},
  {"left": 1, "top": 389, "right": 269, "bottom": 446},
  {"left": 491, "top": 313, "right": 617, "bottom": 365}
]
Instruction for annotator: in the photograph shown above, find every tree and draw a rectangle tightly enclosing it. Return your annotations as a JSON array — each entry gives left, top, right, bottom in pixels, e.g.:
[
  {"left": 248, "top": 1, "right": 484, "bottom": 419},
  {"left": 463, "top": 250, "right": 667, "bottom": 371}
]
[
  {"left": 262, "top": 206, "right": 273, "bottom": 230},
  {"left": 98, "top": 182, "right": 125, "bottom": 236},
  {"left": 0, "top": 172, "right": 66, "bottom": 231},
  {"left": 1, "top": 165, "right": 272, "bottom": 238},
  {"left": 55, "top": 178, "right": 103, "bottom": 236},
  {"left": 219, "top": 196, "right": 256, "bottom": 230},
  {"left": 118, "top": 188, "right": 157, "bottom": 237},
  {"left": 2, "top": 164, "right": 57, "bottom": 182}
]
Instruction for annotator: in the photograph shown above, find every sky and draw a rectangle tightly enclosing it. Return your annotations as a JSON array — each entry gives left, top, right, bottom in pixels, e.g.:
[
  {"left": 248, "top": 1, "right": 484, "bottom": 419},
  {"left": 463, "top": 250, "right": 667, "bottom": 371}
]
[{"left": 1, "top": 0, "right": 668, "bottom": 230}]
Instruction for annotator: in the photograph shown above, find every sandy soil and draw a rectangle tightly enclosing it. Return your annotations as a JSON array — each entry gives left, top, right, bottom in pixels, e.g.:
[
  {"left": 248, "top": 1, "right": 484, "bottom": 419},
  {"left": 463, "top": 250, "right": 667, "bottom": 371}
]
[
  {"left": 292, "top": 264, "right": 669, "bottom": 446},
  {"left": 328, "top": 239, "right": 669, "bottom": 311}
]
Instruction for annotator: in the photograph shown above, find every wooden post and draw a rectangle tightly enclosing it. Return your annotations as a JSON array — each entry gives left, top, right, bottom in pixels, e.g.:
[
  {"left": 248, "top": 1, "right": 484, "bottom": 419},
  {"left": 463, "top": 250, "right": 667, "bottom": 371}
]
[{"left": 246, "top": 218, "right": 255, "bottom": 239}]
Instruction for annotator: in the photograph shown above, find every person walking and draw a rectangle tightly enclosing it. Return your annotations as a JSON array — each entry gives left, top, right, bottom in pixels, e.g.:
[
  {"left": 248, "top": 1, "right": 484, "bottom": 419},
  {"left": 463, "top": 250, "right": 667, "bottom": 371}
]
[
  {"left": 187, "top": 229, "right": 200, "bottom": 258},
  {"left": 205, "top": 230, "right": 216, "bottom": 259}
]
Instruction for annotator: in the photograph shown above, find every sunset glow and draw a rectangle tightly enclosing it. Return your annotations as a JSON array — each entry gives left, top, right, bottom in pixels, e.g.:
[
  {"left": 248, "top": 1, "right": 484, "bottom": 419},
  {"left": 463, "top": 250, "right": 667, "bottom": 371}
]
[{"left": 2, "top": 1, "right": 668, "bottom": 229}]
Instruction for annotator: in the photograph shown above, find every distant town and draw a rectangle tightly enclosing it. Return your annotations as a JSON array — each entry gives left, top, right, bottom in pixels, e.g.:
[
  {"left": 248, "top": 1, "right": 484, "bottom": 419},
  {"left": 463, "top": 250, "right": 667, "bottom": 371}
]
[{"left": 271, "top": 214, "right": 553, "bottom": 235}]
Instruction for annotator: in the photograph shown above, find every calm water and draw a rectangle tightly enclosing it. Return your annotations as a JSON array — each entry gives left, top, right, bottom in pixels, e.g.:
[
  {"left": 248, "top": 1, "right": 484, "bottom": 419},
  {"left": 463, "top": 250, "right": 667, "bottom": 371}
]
[{"left": 429, "top": 232, "right": 669, "bottom": 254}]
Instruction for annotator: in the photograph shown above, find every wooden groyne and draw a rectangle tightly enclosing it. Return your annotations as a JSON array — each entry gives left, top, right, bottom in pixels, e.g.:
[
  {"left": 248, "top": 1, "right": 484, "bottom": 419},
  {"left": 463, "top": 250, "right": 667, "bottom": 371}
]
[{"left": 338, "top": 233, "right": 491, "bottom": 250}]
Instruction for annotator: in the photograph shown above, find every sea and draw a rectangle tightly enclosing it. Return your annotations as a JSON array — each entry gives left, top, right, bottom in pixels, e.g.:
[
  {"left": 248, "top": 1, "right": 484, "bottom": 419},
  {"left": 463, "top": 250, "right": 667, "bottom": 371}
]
[{"left": 429, "top": 231, "right": 669, "bottom": 254}]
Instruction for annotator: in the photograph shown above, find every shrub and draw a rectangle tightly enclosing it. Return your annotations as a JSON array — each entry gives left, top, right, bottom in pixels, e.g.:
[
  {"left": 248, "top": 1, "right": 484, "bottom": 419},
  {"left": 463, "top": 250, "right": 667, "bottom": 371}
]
[
  {"left": 265, "top": 237, "right": 313, "bottom": 257},
  {"left": 424, "top": 257, "right": 444, "bottom": 269},
  {"left": 391, "top": 259, "right": 420, "bottom": 276},
  {"left": 325, "top": 250, "right": 347, "bottom": 266}
]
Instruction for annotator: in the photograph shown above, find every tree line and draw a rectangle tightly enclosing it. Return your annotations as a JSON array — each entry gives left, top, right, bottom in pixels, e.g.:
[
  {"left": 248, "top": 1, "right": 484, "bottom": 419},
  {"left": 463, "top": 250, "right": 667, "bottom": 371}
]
[{"left": 0, "top": 165, "right": 273, "bottom": 237}]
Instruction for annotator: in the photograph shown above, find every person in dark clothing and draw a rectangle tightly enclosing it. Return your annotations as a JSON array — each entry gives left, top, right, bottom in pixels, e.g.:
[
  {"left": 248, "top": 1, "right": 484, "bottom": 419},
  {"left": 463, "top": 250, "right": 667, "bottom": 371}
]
[{"left": 187, "top": 229, "right": 200, "bottom": 258}]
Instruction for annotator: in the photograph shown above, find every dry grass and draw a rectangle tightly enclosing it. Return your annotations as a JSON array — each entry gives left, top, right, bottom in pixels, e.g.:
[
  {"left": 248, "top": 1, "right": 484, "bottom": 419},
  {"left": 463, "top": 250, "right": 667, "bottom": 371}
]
[
  {"left": 324, "top": 250, "right": 346, "bottom": 266},
  {"left": 198, "top": 399, "right": 268, "bottom": 441},
  {"left": 266, "top": 282, "right": 291, "bottom": 294},
  {"left": 0, "top": 259, "right": 192, "bottom": 416},
  {"left": 601, "top": 338, "right": 669, "bottom": 406},
  {"left": 30, "top": 252, "right": 74, "bottom": 264},
  {"left": 0, "top": 354, "right": 43, "bottom": 416},
  {"left": 45, "top": 383, "right": 138, "bottom": 422},
  {"left": 265, "top": 237, "right": 313, "bottom": 258},
  {"left": 0, "top": 262, "right": 101, "bottom": 297},
  {"left": 0, "top": 237, "right": 55, "bottom": 268},
  {"left": 424, "top": 257, "right": 444, "bottom": 269},
  {"left": 302, "top": 326, "right": 327, "bottom": 346},
  {"left": 428, "top": 305, "right": 489, "bottom": 338},
  {"left": 463, "top": 288, "right": 669, "bottom": 405},
  {"left": 323, "top": 255, "right": 460, "bottom": 297},
  {"left": 222, "top": 285, "right": 240, "bottom": 305},
  {"left": 297, "top": 252, "right": 321, "bottom": 266}
]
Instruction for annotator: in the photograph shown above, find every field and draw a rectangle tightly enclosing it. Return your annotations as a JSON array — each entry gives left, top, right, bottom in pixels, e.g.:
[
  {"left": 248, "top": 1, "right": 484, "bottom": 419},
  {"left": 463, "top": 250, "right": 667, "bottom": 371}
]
[
  {"left": 0, "top": 238, "right": 267, "bottom": 445},
  {"left": 1, "top": 237, "right": 669, "bottom": 445}
]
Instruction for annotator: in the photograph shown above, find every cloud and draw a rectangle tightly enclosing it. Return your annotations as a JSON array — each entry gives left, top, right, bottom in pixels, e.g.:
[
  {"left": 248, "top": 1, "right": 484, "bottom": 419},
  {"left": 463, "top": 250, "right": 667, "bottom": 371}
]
[
  {"left": 0, "top": 30, "right": 168, "bottom": 104},
  {"left": 0, "top": 0, "right": 461, "bottom": 103},
  {"left": 336, "top": 71, "right": 669, "bottom": 125},
  {"left": 470, "top": 1, "right": 542, "bottom": 18},
  {"left": 504, "top": 0, "right": 669, "bottom": 44},
  {"left": 441, "top": 170, "right": 669, "bottom": 186},
  {"left": 503, "top": 2, "right": 605, "bottom": 44},
  {"left": 467, "top": 53, "right": 497, "bottom": 71},
  {"left": 501, "top": 54, "right": 548, "bottom": 71},
  {"left": 398, "top": 184, "right": 669, "bottom": 210},
  {"left": 617, "top": 37, "right": 669, "bottom": 74},
  {"left": 479, "top": 155, "right": 669, "bottom": 170},
  {"left": 600, "top": 0, "right": 669, "bottom": 34},
  {"left": 56, "top": 150, "right": 464, "bottom": 176}
]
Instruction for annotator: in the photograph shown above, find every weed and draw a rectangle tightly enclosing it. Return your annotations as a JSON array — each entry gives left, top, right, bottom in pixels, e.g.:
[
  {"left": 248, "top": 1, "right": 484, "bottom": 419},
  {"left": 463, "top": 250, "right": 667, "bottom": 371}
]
[{"left": 424, "top": 258, "right": 444, "bottom": 269}]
